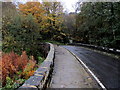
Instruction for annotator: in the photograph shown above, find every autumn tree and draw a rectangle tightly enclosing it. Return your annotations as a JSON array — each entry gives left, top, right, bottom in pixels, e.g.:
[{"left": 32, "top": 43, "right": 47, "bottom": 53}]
[
  {"left": 18, "top": 2, "right": 46, "bottom": 23},
  {"left": 42, "top": 1, "right": 67, "bottom": 42},
  {"left": 18, "top": 1, "right": 65, "bottom": 42}
]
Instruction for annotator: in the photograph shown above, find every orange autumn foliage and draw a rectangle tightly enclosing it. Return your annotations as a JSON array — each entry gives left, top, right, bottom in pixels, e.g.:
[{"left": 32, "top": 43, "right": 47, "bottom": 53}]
[
  {"left": 22, "top": 58, "right": 36, "bottom": 79},
  {"left": 18, "top": 2, "right": 46, "bottom": 23},
  {"left": 1, "top": 51, "right": 36, "bottom": 86}
]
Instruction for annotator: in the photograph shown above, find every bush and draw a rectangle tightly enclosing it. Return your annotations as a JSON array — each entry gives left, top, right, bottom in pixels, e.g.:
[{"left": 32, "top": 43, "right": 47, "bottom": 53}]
[
  {"left": 1, "top": 51, "right": 36, "bottom": 87},
  {"left": 3, "top": 14, "right": 42, "bottom": 57}
]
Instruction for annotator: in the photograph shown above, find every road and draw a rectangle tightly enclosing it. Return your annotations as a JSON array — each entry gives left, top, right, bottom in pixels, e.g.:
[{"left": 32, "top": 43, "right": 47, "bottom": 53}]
[
  {"left": 62, "top": 45, "right": 120, "bottom": 89},
  {"left": 50, "top": 45, "right": 99, "bottom": 88}
]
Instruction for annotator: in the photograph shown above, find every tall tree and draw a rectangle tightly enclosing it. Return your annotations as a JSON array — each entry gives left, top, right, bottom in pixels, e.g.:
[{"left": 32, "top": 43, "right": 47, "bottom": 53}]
[
  {"left": 2, "top": 2, "right": 18, "bottom": 52},
  {"left": 74, "top": 2, "right": 120, "bottom": 48},
  {"left": 42, "top": 1, "right": 65, "bottom": 41}
]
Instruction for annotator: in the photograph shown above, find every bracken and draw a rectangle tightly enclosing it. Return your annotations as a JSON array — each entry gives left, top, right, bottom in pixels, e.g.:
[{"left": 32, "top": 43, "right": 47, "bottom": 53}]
[{"left": 1, "top": 51, "right": 36, "bottom": 87}]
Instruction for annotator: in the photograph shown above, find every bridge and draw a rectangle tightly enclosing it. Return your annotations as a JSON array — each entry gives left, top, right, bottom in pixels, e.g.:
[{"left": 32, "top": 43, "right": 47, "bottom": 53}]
[{"left": 19, "top": 43, "right": 120, "bottom": 89}]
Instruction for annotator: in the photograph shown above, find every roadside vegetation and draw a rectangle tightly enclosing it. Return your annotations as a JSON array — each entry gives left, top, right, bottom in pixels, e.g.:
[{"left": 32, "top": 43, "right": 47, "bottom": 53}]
[
  {"left": 1, "top": 1, "right": 66, "bottom": 89},
  {"left": 1, "top": 51, "right": 36, "bottom": 89},
  {"left": 68, "top": 2, "right": 120, "bottom": 49}
]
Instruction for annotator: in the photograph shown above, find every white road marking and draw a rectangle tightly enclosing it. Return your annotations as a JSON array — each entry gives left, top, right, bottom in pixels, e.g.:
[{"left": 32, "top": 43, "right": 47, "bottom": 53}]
[{"left": 64, "top": 47, "right": 107, "bottom": 90}]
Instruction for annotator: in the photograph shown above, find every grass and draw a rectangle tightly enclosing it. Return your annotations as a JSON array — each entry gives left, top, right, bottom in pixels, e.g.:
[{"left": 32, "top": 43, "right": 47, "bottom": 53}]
[
  {"left": 42, "top": 40, "right": 66, "bottom": 45},
  {"left": 37, "top": 56, "right": 45, "bottom": 65}
]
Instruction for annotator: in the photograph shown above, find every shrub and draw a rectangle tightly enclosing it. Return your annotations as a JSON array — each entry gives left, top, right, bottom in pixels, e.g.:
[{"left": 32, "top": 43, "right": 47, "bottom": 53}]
[
  {"left": 1, "top": 51, "right": 36, "bottom": 87},
  {"left": 3, "top": 14, "right": 42, "bottom": 57}
]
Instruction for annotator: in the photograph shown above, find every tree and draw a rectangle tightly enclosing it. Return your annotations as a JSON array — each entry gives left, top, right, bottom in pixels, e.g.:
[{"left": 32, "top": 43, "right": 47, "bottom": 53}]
[
  {"left": 74, "top": 2, "right": 120, "bottom": 48},
  {"left": 2, "top": 2, "right": 18, "bottom": 52},
  {"left": 62, "top": 12, "right": 76, "bottom": 41},
  {"left": 18, "top": 1, "right": 66, "bottom": 42},
  {"left": 42, "top": 1, "right": 66, "bottom": 42}
]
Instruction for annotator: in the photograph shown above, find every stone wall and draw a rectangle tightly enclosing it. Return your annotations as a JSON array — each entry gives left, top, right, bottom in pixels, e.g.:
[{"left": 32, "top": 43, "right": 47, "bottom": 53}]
[
  {"left": 69, "top": 43, "right": 120, "bottom": 55},
  {"left": 18, "top": 43, "right": 54, "bottom": 90}
]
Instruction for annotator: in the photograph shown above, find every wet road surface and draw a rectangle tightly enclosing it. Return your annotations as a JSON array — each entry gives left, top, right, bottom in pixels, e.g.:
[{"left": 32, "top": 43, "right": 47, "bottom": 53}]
[
  {"left": 62, "top": 45, "right": 120, "bottom": 89},
  {"left": 50, "top": 45, "right": 100, "bottom": 88}
]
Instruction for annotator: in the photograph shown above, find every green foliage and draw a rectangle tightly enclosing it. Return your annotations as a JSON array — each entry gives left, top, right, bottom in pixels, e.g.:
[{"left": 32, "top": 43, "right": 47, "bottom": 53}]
[
  {"left": 37, "top": 56, "right": 44, "bottom": 64},
  {"left": 2, "top": 2, "right": 67, "bottom": 56},
  {"left": 3, "top": 14, "right": 43, "bottom": 58},
  {"left": 5, "top": 77, "right": 14, "bottom": 88},
  {"left": 2, "top": 76, "right": 25, "bottom": 89},
  {"left": 2, "top": 1, "right": 67, "bottom": 89},
  {"left": 2, "top": 2, "right": 19, "bottom": 53},
  {"left": 75, "top": 2, "right": 120, "bottom": 49}
]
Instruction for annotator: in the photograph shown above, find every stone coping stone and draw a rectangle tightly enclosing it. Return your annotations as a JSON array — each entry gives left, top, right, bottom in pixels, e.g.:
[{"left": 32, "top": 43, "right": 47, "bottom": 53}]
[
  {"left": 69, "top": 43, "right": 120, "bottom": 55},
  {"left": 23, "top": 76, "right": 43, "bottom": 86}
]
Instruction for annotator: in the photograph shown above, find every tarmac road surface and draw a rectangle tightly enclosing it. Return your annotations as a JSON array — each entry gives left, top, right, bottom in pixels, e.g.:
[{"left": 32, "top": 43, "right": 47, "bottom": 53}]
[
  {"left": 50, "top": 45, "right": 100, "bottom": 88},
  {"left": 62, "top": 45, "right": 120, "bottom": 89}
]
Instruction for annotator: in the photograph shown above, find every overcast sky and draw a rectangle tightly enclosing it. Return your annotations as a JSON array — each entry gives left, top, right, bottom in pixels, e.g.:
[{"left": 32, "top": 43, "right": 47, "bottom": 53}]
[
  {"left": 2, "top": 0, "right": 79, "bottom": 12},
  {"left": 43, "top": 0, "right": 79, "bottom": 12},
  {"left": 61, "top": 0, "right": 79, "bottom": 12}
]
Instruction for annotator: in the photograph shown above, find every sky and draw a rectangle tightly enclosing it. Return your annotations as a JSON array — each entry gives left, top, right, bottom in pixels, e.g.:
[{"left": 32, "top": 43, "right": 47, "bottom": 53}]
[
  {"left": 60, "top": 0, "right": 79, "bottom": 12},
  {"left": 2, "top": 0, "right": 79, "bottom": 12}
]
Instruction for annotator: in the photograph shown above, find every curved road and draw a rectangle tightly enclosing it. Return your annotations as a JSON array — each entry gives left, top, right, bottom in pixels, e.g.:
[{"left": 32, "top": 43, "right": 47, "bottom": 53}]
[
  {"left": 62, "top": 45, "right": 120, "bottom": 89},
  {"left": 50, "top": 45, "right": 99, "bottom": 88}
]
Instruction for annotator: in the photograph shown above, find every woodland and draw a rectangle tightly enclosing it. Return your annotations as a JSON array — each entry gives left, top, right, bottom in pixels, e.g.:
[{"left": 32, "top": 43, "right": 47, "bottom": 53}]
[{"left": 1, "top": 1, "right": 120, "bottom": 89}]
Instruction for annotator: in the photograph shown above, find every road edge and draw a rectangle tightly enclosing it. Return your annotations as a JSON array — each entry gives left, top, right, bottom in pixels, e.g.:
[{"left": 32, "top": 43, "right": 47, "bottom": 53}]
[{"left": 62, "top": 46, "right": 107, "bottom": 90}]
